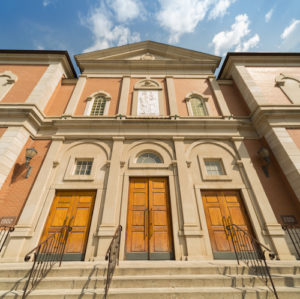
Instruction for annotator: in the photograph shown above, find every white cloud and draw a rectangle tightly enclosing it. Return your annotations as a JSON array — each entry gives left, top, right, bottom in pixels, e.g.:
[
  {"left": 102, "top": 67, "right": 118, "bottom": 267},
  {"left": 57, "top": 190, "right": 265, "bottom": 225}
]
[
  {"left": 43, "top": 0, "right": 50, "bottom": 6},
  {"left": 265, "top": 8, "right": 273, "bottom": 23},
  {"left": 107, "top": 0, "right": 143, "bottom": 22},
  {"left": 208, "top": 0, "right": 236, "bottom": 20},
  {"left": 281, "top": 19, "right": 300, "bottom": 39},
  {"left": 156, "top": 0, "right": 214, "bottom": 43},
  {"left": 235, "top": 34, "right": 260, "bottom": 52},
  {"left": 212, "top": 14, "right": 259, "bottom": 56},
  {"left": 280, "top": 19, "right": 300, "bottom": 50},
  {"left": 82, "top": 7, "right": 140, "bottom": 52}
]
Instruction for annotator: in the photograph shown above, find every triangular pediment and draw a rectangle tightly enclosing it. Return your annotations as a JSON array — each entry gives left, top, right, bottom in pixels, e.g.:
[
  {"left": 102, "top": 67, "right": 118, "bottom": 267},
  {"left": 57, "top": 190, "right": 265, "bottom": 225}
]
[
  {"left": 76, "top": 41, "right": 220, "bottom": 62},
  {"left": 75, "top": 41, "right": 221, "bottom": 74}
]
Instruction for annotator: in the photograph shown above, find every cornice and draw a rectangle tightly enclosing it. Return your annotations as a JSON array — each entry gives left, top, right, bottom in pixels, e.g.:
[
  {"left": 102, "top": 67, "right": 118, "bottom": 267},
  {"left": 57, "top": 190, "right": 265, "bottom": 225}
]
[
  {"left": 0, "top": 51, "right": 77, "bottom": 78},
  {"left": 219, "top": 53, "right": 300, "bottom": 79},
  {"left": 251, "top": 105, "right": 300, "bottom": 129},
  {"left": 0, "top": 104, "right": 257, "bottom": 139}
]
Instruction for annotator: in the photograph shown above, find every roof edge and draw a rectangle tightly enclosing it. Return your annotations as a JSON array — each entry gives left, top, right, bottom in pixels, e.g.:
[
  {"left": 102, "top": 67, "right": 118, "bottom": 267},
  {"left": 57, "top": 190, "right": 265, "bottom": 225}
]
[{"left": 0, "top": 49, "right": 77, "bottom": 78}]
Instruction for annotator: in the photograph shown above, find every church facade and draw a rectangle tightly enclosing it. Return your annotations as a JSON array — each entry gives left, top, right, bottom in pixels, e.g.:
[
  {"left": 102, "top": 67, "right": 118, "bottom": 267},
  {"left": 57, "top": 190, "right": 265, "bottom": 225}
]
[{"left": 0, "top": 41, "right": 299, "bottom": 263}]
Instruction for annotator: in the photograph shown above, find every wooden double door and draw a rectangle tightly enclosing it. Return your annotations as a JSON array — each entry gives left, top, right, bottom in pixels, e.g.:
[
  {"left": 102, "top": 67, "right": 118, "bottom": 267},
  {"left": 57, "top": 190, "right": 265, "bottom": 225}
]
[
  {"left": 202, "top": 190, "right": 254, "bottom": 259},
  {"left": 40, "top": 191, "right": 95, "bottom": 261},
  {"left": 126, "top": 178, "right": 174, "bottom": 260}
]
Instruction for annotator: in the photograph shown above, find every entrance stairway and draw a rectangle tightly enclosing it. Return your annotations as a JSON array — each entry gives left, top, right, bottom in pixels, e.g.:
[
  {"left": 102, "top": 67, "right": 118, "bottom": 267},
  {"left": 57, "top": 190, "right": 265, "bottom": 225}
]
[{"left": 0, "top": 260, "right": 299, "bottom": 298}]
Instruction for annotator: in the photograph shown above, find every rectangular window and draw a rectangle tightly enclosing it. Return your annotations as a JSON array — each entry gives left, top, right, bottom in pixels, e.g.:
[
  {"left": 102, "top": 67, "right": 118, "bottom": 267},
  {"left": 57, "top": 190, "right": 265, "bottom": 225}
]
[
  {"left": 74, "top": 160, "right": 93, "bottom": 175},
  {"left": 204, "top": 159, "right": 225, "bottom": 175}
]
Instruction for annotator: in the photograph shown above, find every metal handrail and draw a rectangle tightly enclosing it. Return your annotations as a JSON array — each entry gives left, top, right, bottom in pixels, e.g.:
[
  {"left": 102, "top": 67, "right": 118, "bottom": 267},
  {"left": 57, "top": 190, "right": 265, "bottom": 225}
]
[
  {"left": 223, "top": 216, "right": 278, "bottom": 299},
  {"left": 22, "top": 218, "right": 72, "bottom": 298},
  {"left": 0, "top": 226, "right": 14, "bottom": 253},
  {"left": 282, "top": 224, "right": 300, "bottom": 259},
  {"left": 104, "top": 225, "right": 122, "bottom": 299}
]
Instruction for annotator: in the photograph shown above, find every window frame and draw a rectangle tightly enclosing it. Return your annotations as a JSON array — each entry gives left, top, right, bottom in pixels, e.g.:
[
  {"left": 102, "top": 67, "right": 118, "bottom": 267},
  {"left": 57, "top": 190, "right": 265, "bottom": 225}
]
[
  {"left": 84, "top": 91, "right": 111, "bottom": 116},
  {"left": 198, "top": 156, "right": 231, "bottom": 181},
  {"left": 185, "top": 92, "right": 209, "bottom": 116}
]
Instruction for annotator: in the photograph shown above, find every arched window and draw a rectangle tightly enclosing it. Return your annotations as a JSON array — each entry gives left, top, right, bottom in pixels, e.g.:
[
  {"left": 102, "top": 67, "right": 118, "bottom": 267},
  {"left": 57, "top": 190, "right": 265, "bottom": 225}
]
[
  {"left": 185, "top": 93, "right": 208, "bottom": 116},
  {"left": 190, "top": 97, "right": 208, "bottom": 116},
  {"left": 136, "top": 152, "right": 163, "bottom": 163},
  {"left": 90, "top": 95, "right": 106, "bottom": 116},
  {"left": 84, "top": 91, "right": 111, "bottom": 116}
]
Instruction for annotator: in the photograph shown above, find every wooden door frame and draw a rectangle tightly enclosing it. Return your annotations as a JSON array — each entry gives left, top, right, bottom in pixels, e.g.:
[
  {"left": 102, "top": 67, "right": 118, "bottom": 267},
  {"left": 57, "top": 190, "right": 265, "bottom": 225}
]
[{"left": 124, "top": 176, "right": 175, "bottom": 260}]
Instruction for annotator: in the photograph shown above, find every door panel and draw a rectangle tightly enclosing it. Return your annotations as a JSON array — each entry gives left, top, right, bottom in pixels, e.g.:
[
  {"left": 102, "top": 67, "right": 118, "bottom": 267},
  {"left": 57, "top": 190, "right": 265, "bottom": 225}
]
[
  {"left": 126, "top": 178, "right": 174, "bottom": 260},
  {"left": 202, "top": 190, "right": 253, "bottom": 259},
  {"left": 126, "top": 178, "right": 148, "bottom": 259},
  {"left": 40, "top": 191, "right": 95, "bottom": 261}
]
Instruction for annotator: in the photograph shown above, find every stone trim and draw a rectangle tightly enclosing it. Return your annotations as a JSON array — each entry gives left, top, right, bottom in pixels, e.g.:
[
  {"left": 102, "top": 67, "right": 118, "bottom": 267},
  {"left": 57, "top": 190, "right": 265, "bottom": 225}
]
[
  {"left": 83, "top": 90, "right": 111, "bottom": 116},
  {"left": 131, "top": 79, "right": 165, "bottom": 116},
  {"left": 0, "top": 71, "right": 18, "bottom": 101}
]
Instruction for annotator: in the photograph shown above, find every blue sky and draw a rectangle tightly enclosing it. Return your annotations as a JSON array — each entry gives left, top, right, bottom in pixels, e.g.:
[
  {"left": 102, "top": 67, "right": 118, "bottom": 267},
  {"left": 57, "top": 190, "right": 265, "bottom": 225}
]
[{"left": 1, "top": 0, "right": 300, "bottom": 73}]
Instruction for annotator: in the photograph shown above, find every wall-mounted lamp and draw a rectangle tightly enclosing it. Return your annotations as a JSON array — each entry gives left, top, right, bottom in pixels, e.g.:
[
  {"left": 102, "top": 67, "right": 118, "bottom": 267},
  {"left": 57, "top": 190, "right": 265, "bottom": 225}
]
[
  {"left": 257, "top": 147, "right": 270, "bottom": 177},
  {"left": 25, "top": 147, "right": 37, "bottom": 178}
]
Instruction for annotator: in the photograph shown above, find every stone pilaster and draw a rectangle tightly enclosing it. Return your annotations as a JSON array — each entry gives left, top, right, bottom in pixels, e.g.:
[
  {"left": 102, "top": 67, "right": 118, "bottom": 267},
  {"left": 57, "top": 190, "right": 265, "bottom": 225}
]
[
  {"left": 118, "top": 76, "right": 130, "bottom": 115},
  {"left": 0, "top": 127, "right": 29, "bottom": 189},
  {"left": 231, "top": 65, "right": 267, "bottom": 112},
  {"left": 166, "top": 76, "right": 178, "bottom": 116},
  {"left": 63, "top": 75, "right": 87, "bottom": 116},
  {"left": 97, "top": 137, "right": 124, "bottom": 259},
  {"left": 1, "top": 138, "right": 63, "bottom": 262},
  {"left": 173, "top": 137, "right": 202, "bottom": 259},
  {"left": 233, "top": 138, "right": 294, "bottom": 260},
  {"left": 265, "top": 127, "right": 300, "bottom": 202},
  {"left": 26, "top": 64, "right": 65, "bottom": 111},
  {"left": 208, "top": 77, "right": 231, "bottom": 116}
]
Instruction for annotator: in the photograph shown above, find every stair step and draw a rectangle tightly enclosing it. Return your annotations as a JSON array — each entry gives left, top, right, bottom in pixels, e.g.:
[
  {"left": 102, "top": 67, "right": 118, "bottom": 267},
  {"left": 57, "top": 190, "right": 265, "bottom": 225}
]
[
  {"left": 1, "top": 286, "right": 299, "bottom": 299},
  {"left": 0, "top": 274, "right": 300, "bottom": 290}
]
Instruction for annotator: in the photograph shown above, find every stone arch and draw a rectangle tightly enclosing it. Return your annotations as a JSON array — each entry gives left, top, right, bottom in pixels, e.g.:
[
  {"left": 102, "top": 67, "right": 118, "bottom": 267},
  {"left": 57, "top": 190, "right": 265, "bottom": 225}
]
[
  {"left": 186, "top": 140, "right": 237, "bottom": 160},
  {"left": 125, "top": 139, "right": 173, "bottom": 165}
]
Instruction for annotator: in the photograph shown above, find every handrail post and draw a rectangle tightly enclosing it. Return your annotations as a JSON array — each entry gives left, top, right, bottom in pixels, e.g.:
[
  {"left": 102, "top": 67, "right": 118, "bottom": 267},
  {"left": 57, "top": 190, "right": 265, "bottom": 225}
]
[{"left": 104, "top": 225, "right": 122, "bottom": 299}]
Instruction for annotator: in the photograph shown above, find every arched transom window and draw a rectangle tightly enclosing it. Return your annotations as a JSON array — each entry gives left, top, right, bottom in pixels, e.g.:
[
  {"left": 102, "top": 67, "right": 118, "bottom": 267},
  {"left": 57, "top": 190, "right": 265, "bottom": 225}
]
[
  {"left": 185, "top": 93, "right": 209, "bottom": 116},
  {"left": 136, "top": 152, "right": 163, "bottom": 163}
]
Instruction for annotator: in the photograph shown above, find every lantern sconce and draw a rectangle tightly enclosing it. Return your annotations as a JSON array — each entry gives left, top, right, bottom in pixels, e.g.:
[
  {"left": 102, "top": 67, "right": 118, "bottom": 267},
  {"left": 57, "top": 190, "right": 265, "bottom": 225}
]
[
  {"left": 25, "top": 147, "right": 38, "bottom": 178},
  {"left": 257, "top": 147, "right": 270, "bottom": 177}
]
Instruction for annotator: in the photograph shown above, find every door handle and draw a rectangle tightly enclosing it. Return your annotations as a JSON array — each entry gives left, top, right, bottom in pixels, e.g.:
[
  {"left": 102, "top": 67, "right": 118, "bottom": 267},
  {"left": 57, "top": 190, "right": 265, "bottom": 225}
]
[
  {"left": 149, "top": 208, "right": 153, "bottom": 238},
  {"left": 144, "top": 210, "right": 148, "bottom": 239}
]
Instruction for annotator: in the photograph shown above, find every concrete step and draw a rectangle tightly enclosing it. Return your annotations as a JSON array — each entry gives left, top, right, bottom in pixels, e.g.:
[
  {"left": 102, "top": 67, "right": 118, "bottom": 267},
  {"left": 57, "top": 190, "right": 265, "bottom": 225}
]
[
  {"left": 0, "top": 260, "right": 299, "bottom": 277},
  {"left": 1, "top": 286, "right": 299, "bottom": 299},
  {"left": 1, "top": 274, "right": 299, "bottom": 290}
]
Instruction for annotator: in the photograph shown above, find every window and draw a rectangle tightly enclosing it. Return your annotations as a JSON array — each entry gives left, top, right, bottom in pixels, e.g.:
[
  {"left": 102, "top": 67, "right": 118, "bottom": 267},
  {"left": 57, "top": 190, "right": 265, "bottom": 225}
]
[
  {"left": 137, "top": 152, "right": 162, "bottom": 163},
  {"left": 84, "top": 91, "right": 111, "bottom": 116},
  {"left": 74, "top": 160, "right": 93, "bottom": 175},
  {"left": 204, "top": 159, "right": 225, "bottom": 175},
  {"left": 190, "top": 97, "right": 208, "bottom": 116},
  {"left": 185, "top": 93, "right": 209, "bottom": 116},
  {"left": 90, "top": 96, "right": 106, "bottom": 116}
]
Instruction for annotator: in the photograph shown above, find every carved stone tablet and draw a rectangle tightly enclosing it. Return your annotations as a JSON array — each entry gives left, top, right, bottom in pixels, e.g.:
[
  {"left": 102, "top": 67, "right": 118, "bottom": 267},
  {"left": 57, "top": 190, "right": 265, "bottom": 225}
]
[{"left": 137, "top": 90, "right": 159, "bottom": 115}]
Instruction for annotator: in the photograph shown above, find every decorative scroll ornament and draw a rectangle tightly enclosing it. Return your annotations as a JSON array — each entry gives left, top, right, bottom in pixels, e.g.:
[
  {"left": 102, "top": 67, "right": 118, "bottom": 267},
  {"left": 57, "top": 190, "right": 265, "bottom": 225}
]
[
  {"left": 141, "top": 52, "right": 155, "bottom": 60},
  {"left": 137, "top": 90, "right": 159, "bottom": 115}
]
